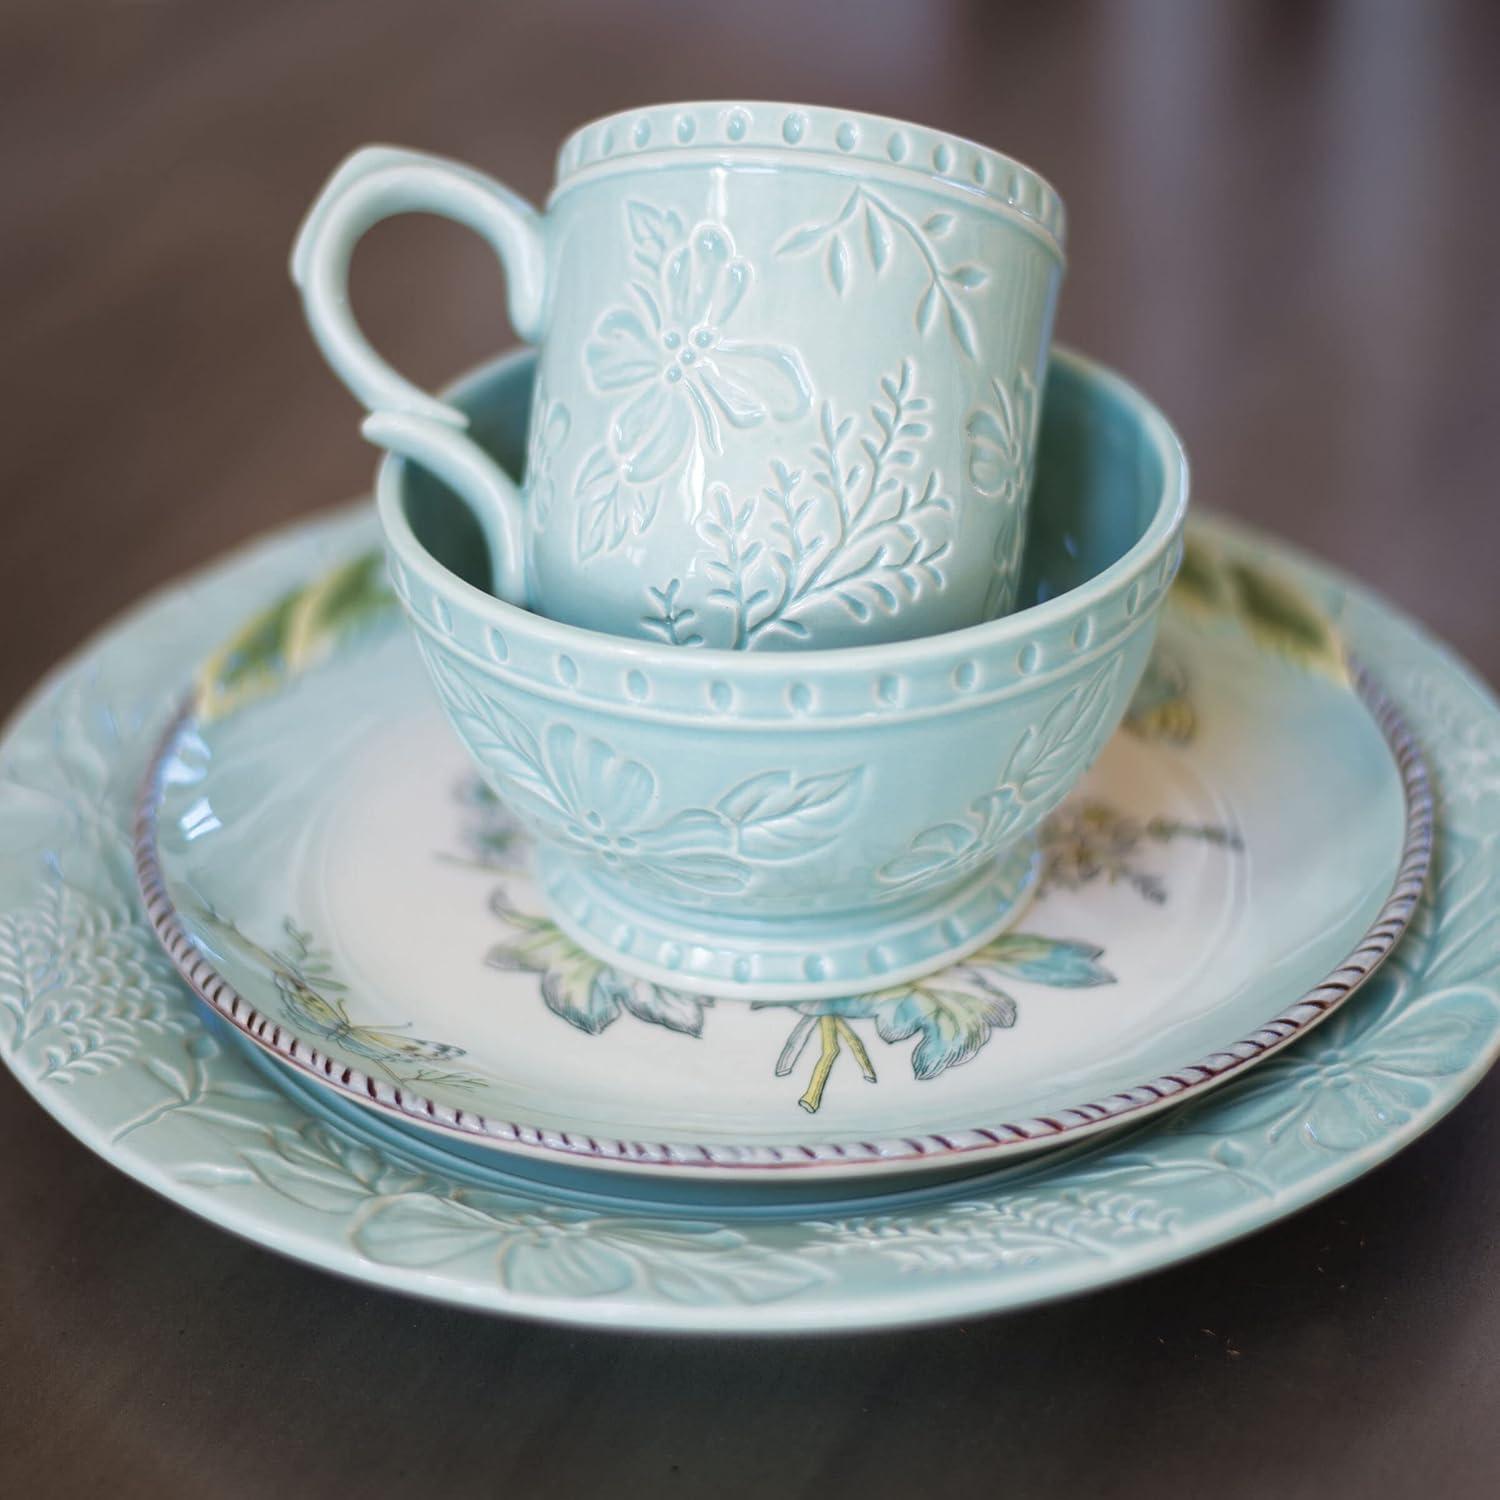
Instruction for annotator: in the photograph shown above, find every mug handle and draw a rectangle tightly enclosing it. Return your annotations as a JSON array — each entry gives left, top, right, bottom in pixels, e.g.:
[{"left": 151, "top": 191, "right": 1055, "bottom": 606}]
[{"left": 290, "top": 146, "right": 547, "bottom": 607}]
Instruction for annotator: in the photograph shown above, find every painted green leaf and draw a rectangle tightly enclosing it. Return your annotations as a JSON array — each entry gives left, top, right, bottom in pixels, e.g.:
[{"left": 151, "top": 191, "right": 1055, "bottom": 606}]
[
  {"left": 193, "top": 590, "right": 299, "bottom": 722},
  {"left": 193, "top": 549, "right": 394, "bottom": 722},
  {"left": 1170, "top": 535, "right": 1232, "bottom": 612},
  {"left": 1124, "top": 649, "right": 1197, "bottom": 745},
  {"left": 1225, "top": 560, "right": 1346, "bottom": 680},
  {"left": 283, "top": 551, "right": 394, "bottom": 673},
  {"left": 973, "top": 933, "right": 1116, "bottom": 988},
  {"left": 601, "top": 972, "right": 711, "bottom": 1037},
  {"left": 487, "top": 899, "right": 622, "bottom": 1035},
  {"left": 491, "top": 896, "right": 711, "bottom": 1038},
  {"left": 1168, "top": 538, "right": 1345, "bottom": 682},
  {"left": 540, "top": 959, "right": 623, "bottom": 1036},
  {"left": 823, "top": 984, "right": 1016, "bottom": 1080}
]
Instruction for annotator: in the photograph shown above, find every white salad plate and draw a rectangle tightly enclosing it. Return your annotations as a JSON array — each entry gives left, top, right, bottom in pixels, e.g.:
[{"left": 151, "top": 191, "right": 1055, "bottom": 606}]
[{"left": 133, "top": 519, "right": 1427, "bottom": 1182}]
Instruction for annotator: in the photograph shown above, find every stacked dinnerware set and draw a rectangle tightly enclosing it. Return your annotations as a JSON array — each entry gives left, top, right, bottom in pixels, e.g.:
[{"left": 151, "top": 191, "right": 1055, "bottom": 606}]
[{"left": 7, "top": 103, "right": 1496, "bottom": 1334}]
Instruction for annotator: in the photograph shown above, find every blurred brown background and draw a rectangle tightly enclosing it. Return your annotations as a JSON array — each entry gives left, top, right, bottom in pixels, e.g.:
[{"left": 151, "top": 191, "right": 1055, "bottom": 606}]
[{"left": 2, "top": 3, "right": 1498, "bottom": 1497}]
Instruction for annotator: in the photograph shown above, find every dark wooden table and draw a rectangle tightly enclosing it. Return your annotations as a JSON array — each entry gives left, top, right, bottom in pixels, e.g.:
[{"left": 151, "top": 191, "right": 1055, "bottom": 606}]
[{"left": 3, "top": 3, "right": 1497, "bottom": 1495}]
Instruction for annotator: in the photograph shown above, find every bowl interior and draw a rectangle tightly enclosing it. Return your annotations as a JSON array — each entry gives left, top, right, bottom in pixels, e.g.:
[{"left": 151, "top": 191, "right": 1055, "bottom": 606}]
[{"left": 399, "top": 348, "right": 1164, "bottom": 623}]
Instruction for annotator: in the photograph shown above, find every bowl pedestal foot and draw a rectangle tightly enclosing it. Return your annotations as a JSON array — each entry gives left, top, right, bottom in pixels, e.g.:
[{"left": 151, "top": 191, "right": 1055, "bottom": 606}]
[{"left": 535, "top": 837, "right": 1042, "bottom": 1003}]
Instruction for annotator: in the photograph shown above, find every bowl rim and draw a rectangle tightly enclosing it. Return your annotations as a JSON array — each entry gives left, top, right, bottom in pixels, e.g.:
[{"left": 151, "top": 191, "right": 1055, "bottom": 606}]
[{"left": 374, "top": 343, "right": 1189, "bottom": 680}]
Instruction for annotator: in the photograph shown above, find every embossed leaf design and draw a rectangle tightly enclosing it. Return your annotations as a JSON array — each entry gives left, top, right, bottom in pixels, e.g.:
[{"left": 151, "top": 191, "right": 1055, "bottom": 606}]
[
  {"left": 827, "top": 236, "right": 849, "bottom": 294},
  {"left": 353, "top": 1193, "right": 826, "bottom": 1304},
  {"left": 641, "top": 580, "right": 705, "bottom": 648},
  {"left": 876, "top": 786, "right": 1022, "bottom": 891},
  {"left": 522, "top": 395, "right": 570, "bottom": 531},
  {"left": 423, "top": 652, "right": 559, "bottom": 815},
  {"left": 876, "top": 820, "right": 981, "bottom": 886},
  {"left": 237, "top": 1122, "right": 432, "bottom": 1215},
  {"left": 864, "top": 204, "right": 890, "bottom": 269},
  {"left": 810, "top": 1189, "right": 1179, "bottom": 1273},
  {"left": 775, "top": 188, "right": 986, "bottom": 358},
  {"left": 0, "top": 881, "right": 190, "bottom": 1067},
  {"left": 1004, "top": 658, "right": 1123, "bottom": 801},
  {"left": 690, "top": 362, "right": 952, "bottom": 648},
  {"left": 625, "top": 200, "right": 687, "bottom": 272},
  {"left": 876, "top": 657, "right": 1128, "bottom": 888},
  {"left": 575, "top": 445, "right": 661, "bottom": 562},
  {"left": 717, "top": 769, "right": 864, "bottom": 860}
]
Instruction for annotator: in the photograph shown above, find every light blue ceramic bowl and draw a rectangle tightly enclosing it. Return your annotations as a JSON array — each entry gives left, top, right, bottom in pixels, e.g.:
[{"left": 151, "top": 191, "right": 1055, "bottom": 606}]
[{"left": 376, "top": 347, "right": 1187, "bottom": 1001}]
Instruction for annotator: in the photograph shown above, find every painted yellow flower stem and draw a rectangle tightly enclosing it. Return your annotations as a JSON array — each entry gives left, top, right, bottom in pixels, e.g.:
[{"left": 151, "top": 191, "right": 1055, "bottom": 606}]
[
  {"left": 833, "top": 1018, "right": 877, "bottom": 1083},
  {"left": 799, "top": 1016, "right": 842, "bottom": 1113}
]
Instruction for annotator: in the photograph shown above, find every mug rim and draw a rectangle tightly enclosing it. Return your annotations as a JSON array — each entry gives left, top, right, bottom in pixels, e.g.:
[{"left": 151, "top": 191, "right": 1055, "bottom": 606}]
[
  {"left": 375, "top": 344, "right": 1188, "bottom": 682},
  {"left": 549, "top": 100, "right": 1066, "bottom": 260}
]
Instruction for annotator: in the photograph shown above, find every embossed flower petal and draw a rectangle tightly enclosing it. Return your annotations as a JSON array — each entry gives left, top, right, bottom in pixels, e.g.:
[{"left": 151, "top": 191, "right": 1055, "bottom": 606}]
[
  {"left": 712, "top": 341, "right": 813, "bottom": 423},
  {"left": 1300, "top": 1068, "right": 1431, "bottom": 1150},
  {"left": 353, "top": 1190, "right": 538, "bottom": 1269},
  {"left": 664, "top": 225, "right": 739, "bottom": 330},
  {"left": 1169, "top": 1056, "right": 1311, "bottom": 1136},
  {"left": 498, "top": 1226, "right": 644, "bottom": 1297},
  {"left": 612, "top": 382, "right": 694, "bottom": 483},
  {"left": 694, "top": 360, "right": 775, "bottom": 429},
  {"left": 625, "top": 200, "right": 687, "bottom": 268},
  {"left": 966, "top": 408, "right": 1021, "bottom": 498},
  {"left": 585, "top": 307, "right": 662, "bottom": 392},
  {"left": 1384, "top": 986, "right": 1498, "bottom": 1065},
  {"left": 544, "top": 725, "right": 656, "bottom": 830},
  {"left": 241, "top": 1126, "right": 429, "bottom": 1214}
]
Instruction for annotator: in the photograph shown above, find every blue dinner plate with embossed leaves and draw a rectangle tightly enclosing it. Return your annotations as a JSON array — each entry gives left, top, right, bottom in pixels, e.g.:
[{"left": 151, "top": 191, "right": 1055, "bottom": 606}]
[{"left": 2, "top": 359, "right": 1495, "bottom": 1331}]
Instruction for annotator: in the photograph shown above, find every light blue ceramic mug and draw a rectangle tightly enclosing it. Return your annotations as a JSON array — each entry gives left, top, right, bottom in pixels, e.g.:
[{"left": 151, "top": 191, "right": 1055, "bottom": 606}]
[{"left": 294, "top": 102, "right": 1066, "bottom": 650}]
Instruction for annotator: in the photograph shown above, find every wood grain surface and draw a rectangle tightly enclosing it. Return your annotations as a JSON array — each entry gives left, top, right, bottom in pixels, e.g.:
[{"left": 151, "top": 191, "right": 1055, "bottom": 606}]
[{"left": 1, "top": 3, "right": 1497, "bottom": 1497}]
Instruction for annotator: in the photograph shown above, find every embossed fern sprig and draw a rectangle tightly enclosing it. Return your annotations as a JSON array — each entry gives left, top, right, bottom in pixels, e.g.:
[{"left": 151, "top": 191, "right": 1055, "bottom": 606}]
[
  {"left": 700, "top": 361, "right": 952, "bottom": 647},
  {"left": 775, "top": 188, "right": 989, "bottom": 355},
  {"left": 641, "top": 580, "right": 705, "bottom": 647}
]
